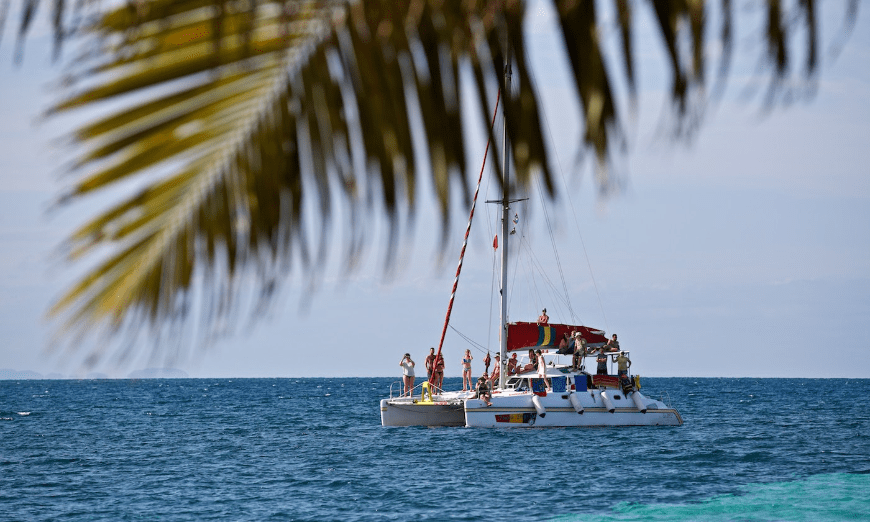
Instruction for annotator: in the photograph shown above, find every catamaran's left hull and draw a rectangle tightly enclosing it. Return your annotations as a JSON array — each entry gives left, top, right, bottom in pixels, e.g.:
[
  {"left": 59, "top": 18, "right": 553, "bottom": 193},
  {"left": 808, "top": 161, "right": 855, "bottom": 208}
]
[{"left": 380, "top": 398, "right": 466, "bottom": 427}]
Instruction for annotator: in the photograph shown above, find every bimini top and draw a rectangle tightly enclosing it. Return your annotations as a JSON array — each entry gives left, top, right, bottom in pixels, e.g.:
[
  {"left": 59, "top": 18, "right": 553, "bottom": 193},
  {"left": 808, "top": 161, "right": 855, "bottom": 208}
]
[{"left": 506, "top": 321, "right": 608, "bottom": 352}]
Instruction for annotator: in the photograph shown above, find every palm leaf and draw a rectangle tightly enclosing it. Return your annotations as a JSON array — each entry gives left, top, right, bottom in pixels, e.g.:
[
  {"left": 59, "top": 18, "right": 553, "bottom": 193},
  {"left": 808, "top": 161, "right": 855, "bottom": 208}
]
[{"left": 3, "top": 0, "right": 847, "bottom": 363}]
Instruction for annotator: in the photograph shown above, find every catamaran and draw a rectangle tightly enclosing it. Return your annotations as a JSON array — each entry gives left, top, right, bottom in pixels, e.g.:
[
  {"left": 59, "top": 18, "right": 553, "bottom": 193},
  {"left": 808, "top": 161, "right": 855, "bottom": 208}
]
[{"left": 380, "top": 67, "right": 682, "bottom": 428}]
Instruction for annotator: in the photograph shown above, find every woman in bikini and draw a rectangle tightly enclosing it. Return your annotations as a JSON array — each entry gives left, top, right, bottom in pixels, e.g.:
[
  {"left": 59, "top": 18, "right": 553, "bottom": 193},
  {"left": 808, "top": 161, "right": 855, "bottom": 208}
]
[{"left": 461, "top": 349, "right": 474, "bottom": 391}]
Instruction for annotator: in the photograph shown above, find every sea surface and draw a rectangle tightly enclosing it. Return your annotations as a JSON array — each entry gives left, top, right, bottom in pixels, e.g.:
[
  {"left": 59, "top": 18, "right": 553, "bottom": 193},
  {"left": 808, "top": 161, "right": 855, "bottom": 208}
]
[{"left": 1, "top": 377, "right": 869, "bottom": 521}]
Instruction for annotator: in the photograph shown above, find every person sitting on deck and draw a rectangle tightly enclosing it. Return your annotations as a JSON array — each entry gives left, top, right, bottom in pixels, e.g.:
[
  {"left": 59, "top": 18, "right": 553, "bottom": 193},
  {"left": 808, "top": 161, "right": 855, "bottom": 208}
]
[
  {"left": 537, "top": 308, "right": 549, "bottom": 326},
  {"left": 475, "top": 373, "right": 492, "bottom": 406},
  {"left": 507, "top": 353, "right": 519, "bottom": 375},
  {"left": 557, "top": 332, "right": 571, "bottom": 354},
  {"left": 596, "top": 347, "right": 609, "bottom": 375},
  {"left": 518, "top": 348, "right": 537, "bottom": 374}
]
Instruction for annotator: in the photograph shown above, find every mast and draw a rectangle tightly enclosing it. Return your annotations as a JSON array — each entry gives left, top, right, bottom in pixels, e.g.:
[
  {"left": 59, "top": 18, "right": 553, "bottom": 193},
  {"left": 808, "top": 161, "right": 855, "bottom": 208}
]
[{"left": 498, "top": 56, "right": 511, "bottom": 390}]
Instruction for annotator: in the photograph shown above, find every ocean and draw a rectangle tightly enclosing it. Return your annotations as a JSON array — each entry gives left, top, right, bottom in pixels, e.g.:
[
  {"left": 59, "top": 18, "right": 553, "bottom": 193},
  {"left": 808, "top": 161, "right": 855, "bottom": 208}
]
[{"left": 1, "top": 377, "right": 868, "bottom": 521}]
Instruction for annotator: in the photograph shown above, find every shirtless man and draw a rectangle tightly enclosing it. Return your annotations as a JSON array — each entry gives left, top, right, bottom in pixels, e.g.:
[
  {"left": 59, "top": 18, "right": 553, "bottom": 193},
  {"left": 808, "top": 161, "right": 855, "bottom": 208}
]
[
  {"left": 537, "top": 308, "right": 549, "bottom": 326},
  {"left": 425, "top": 347, "right": 436, "bottom": 381}
]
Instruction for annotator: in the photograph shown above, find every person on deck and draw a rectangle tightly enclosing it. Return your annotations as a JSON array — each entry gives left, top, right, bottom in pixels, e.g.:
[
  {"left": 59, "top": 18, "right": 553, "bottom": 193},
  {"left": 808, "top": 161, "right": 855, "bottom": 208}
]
[
  {"left": 519, "top": 348, "right": 537, "bottom": 374},
  {"left": 612, "top": 351, "right": 631, "bottom": 378},
  {"left": 399, "top": 353, "right": 415, "bottom": 396},
  {"left": 483, "top": 352, "right": 491, "bottom": 374},
  {"left": 537, "top": 308, "right": 549, "bottom": 326},
  {"left": 475, "top": 373, "right": 492, "bottom": 406},
  {"left": 434, "top": 353, "right": 445, "bottom": 390},
  {"left": 425, "top": 347, "right": 436, "bottom": 381},
  {"left": 535, "top": 349, "right": 551, "bottom": 392},
  {"left": 557, "top": 332, "right": 570, "bottom": 354},
  {"left": 571, "top": 332, "right": 587, "bottom": 371},
  {"left": 507, "top": 353, "right": 519, "bottom": 375},
  {"left": 489, "top": 354, "right": 501, "bottom": 386},
  {"left": 596, "top": 347, "right": 609, "bottom": 375},
  {"left": 461, "top": 349, "right": 474, "bottom": 392},
  {"left": 605, "top": 334, "right": 620, "bottom": 352}
]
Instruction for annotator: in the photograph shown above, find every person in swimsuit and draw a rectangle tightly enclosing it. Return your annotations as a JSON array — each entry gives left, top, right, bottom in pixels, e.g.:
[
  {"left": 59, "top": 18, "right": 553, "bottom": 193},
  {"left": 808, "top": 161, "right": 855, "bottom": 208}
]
[
  {"left": 507, "top": 353, "right": 518, "bottom": 375},
  {"left": 461, "top": 349, "right": 473, "bottom": 391},
  {"left": 434, "top": 353, "right": 445, "bottom": 390}
]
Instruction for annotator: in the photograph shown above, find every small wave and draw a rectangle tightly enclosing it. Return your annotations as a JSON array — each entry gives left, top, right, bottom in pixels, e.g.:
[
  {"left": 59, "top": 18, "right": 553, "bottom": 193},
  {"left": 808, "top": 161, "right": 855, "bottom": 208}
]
[{"left": 17, "top": 412, "right": 31, "bottom": 416}]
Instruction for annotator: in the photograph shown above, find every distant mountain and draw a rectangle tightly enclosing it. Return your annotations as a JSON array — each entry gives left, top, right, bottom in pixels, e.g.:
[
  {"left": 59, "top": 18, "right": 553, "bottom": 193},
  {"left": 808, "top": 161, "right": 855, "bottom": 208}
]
[
  {"left": 0, "top": 369, "right": 43, "bottom": 380},
  {"left": 127, "top": 368, "right": 189, "bottom": 379}
]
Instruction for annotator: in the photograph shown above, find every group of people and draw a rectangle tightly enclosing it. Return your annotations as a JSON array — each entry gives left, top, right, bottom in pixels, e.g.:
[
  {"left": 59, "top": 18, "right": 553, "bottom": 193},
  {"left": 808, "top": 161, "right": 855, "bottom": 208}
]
[
  {"left": 398, "top": 347, "right": 503, "bottom": 397},
  {"left": 396, "top": 309, "right": 631, "bottom": 397}
]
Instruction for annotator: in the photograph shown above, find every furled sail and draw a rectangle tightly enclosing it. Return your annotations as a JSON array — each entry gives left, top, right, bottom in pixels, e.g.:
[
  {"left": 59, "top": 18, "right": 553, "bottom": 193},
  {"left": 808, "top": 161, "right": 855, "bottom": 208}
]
[{"left": 506, "top": 322, "right": 607, "bottom": 352}]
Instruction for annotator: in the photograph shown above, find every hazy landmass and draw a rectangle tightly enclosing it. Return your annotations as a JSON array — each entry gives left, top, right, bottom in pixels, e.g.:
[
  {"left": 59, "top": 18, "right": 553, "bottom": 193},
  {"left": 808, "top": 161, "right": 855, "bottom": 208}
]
[{"left": 0, "top": 368, "right": 188, "bottom": 380}]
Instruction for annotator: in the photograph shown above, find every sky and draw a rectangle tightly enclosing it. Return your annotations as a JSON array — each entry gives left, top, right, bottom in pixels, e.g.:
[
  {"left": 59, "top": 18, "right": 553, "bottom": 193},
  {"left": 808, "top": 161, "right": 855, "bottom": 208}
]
[{"left": 0, "top": 1, "right": 868, "bottom": 379}]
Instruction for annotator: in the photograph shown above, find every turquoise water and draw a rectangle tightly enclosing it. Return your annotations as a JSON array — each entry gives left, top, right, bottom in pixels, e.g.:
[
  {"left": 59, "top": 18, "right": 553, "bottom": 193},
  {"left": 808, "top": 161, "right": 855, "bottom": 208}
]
[{"left": 1, "top": 378, "right": 868, "bottom": 521}]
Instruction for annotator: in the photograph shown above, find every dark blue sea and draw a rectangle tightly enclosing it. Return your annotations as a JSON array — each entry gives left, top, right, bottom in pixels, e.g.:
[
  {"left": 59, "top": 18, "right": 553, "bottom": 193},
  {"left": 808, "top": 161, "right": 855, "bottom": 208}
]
[{"left": 2, "top": 378, "right": 869, "bottom": 521}]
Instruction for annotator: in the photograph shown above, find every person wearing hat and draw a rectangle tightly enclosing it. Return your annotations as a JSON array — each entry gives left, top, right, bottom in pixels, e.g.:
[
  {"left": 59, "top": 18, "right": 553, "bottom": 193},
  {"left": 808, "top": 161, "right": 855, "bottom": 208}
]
[
  {"left": 571, "top": 332, "right": 587, "bottom": 371},
  {"left": 537, "top": 308, "right": 549, "bottom": 326},
  {"left": 612, "top": 351, "right": 631, "bottom": 378},
  {"left": 475, "top": 372, "right": 492, "bottom": 406},
  {"left": 399, "top": 353, "right": 415, "bottom": 397}
]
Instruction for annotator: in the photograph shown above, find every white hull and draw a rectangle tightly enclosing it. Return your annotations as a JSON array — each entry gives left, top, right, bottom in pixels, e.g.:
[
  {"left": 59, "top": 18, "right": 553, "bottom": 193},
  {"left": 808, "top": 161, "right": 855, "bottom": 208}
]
[{"left": 464, "top": 389, "right": 683, "bottom": 428}]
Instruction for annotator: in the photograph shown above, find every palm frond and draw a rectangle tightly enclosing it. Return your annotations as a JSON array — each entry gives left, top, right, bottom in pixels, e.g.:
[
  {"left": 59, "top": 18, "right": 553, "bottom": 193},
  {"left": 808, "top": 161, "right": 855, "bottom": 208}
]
[{"left": 26, "top": 0, "right": 853, "bottom": 364}]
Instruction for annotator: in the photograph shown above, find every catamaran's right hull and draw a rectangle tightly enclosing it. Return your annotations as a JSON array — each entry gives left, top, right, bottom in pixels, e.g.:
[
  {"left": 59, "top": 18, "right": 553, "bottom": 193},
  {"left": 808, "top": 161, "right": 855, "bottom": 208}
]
[{"left": 464, "top": 390, "right": 683, "bottom": 428}]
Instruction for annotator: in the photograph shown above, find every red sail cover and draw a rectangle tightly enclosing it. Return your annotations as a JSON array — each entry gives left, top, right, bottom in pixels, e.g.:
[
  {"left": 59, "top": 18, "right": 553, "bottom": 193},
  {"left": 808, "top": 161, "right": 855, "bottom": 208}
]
[{"left": 506, "top": 322, "right": 608, "bottom": 352}]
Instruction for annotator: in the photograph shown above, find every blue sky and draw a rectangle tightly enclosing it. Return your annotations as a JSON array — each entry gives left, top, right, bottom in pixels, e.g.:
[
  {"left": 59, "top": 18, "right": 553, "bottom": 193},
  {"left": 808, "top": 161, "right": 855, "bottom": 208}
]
[{"left": 0, "top": 2, "right": 868, "bottom": 378}]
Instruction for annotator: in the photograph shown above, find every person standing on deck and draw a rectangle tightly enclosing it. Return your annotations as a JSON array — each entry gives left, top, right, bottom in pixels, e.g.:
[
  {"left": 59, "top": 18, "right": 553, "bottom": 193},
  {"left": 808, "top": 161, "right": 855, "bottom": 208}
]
[
  {"left": 434, "top": 354, "right": 445, "bottom": 390},
  {"left": 537, "top": 308, "right": 549, "bottom": 325},
  {"left": 489, "top": 354, "right": 501, "bottom": 386},
  {"left": 571, "top": 332, "right": 587, "bottom": 371},
  {"left": 612, "top": 351, "right": 631, "bottom": 377},
  {"left": 399, "top": 354, "right": 415, "bottom": 396},
  {"left": 425, "top": 347, "right": 436, "bottom": 381},
  {"left": 461, "top": 349, "right": 474, "bottom": 392}
]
